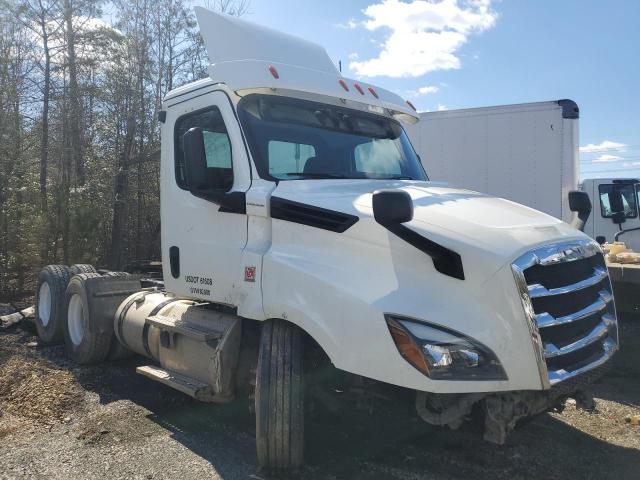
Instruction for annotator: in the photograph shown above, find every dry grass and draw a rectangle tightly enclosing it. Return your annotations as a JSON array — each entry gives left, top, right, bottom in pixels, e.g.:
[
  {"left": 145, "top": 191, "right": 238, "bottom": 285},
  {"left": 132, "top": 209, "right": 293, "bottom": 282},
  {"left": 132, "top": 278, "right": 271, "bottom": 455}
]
[
  {"left": 0, "top": 341, "right": 84, "bottom": 424},
  {"left": 0, "top": 424, "right": 18, "bottom": 439}
]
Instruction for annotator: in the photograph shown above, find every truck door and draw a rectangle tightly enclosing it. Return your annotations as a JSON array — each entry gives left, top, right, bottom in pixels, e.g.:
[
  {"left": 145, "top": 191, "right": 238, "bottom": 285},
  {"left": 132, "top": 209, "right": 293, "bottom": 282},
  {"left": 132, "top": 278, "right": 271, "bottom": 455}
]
[
  {"left": 161, "top": 90, "right": 251, "bottom": 306},
  {"left": 593, "top": 181, "right": 640, "bottom": 250}
]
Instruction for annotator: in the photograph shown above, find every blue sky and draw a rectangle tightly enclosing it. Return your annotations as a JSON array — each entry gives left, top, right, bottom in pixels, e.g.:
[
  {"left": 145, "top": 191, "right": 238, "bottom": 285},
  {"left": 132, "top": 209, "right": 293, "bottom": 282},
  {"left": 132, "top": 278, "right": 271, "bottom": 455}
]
[{"left": 211, "top": 0, "right": 640, "bottom": 180}]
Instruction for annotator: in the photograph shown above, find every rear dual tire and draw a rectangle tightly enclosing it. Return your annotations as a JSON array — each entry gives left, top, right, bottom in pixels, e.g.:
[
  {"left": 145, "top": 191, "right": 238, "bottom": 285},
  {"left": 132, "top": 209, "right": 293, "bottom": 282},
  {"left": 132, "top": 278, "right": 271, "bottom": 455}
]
[
  {"left": 34, "top": 264, "right": 97, "bottom": 343},
  {"left": 35, "top": 265, "right": 73, "bottom": 343},
  {"left": 255, "top": 319, "right": 304, "bottom": 471},
  {"left": 70, "top": 264, "right": 98, "bottom": 275},
  {"left": 63, "top": 273, "right": 113, "bottom": 364}
]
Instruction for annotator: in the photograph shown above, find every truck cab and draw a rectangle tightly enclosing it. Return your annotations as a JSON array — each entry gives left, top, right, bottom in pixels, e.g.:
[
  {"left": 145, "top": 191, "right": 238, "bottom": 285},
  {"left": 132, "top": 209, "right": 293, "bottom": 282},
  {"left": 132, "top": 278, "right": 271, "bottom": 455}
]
[
  {"left": 33, "top": 7, "right": 619, "bottom": 471},
  {"left": 582, "top": 178, "right": 640, "bottom": 250},
  {"left": 156, "top": 6, "right": 617, "bottom": 458}
]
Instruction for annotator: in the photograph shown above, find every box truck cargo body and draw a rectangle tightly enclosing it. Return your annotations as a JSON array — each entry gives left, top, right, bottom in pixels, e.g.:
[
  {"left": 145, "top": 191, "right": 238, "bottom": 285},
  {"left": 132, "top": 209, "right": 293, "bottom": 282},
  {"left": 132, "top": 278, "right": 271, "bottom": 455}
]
[
  {"left": 405, "top": 100, "right": 579, "bottom": 223},
  {"left": 406, "top": 102, "right": 640, "bottom": 250}
]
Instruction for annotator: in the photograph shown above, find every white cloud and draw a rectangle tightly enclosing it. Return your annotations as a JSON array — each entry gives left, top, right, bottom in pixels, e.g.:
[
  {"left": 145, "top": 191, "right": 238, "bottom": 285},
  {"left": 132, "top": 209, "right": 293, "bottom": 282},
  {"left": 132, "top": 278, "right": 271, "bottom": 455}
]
[
  {"left": 437, "top": 104, "right": 448, "bottom": 111},
  {"left": 579, "top": 140, "right": 627, "bottom": 153},
  {"left": 348, "top": 52, "right": 359, "bottom": 60},
  {"left": 335, "top": 19, "right": 358, "bottom": 29},
  {"left": 418, "top": 85, "right": 439, "bottom": 95},
  {"left": 349, "top": 0, "right": 497, "bottom": 78},
  {"left": 406, "top": 85, "right": 439, "bottom": 97},
  {"left": 623, "top": 161, "right": 640, "bottom": 167},
  {"left": 594, "top": 154, "right": 622, "bottom": 163}
]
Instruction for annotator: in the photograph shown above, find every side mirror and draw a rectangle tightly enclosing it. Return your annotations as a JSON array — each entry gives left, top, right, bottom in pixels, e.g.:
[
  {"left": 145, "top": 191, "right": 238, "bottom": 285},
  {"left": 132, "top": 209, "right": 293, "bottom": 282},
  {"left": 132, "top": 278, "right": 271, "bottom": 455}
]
[
  {"left": 568, "top": 190, "right": 591, "bottom": 232},
  {"left": 183, "top": 127, "right": 210, "bottom": 194},
  {"left": 568, "top": 190, "right": 591, "bottom": 215},
  {"left": 609, "top": 190, "right": 625, "bottom": 217},
  {"left": 612, "top": 211, "right": 626, "bottom": 225},
  {"left": 372, "top": 190, "right": 414, "bottom": 225}
]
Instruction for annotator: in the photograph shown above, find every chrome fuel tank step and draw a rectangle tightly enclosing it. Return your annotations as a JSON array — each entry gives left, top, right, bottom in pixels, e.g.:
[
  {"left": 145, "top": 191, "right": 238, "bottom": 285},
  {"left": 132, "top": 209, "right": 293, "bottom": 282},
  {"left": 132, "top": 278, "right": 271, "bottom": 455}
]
[{"left": 114, "top": 291, "right": 241, "bottom": 402}]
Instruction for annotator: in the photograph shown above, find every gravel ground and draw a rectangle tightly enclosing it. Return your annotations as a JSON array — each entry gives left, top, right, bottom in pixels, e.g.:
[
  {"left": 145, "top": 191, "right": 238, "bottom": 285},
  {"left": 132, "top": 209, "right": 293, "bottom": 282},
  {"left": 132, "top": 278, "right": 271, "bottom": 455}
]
[{"left": 0, "top": 305, "right": 639, "bottom": 480}]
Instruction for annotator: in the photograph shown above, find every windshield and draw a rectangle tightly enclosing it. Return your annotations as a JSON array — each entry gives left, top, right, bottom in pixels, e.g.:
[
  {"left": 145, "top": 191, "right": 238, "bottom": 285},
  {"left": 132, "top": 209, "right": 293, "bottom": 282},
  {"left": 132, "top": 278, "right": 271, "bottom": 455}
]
[{"left": 238, "top": 94, "right": 427, "bottom": 181}]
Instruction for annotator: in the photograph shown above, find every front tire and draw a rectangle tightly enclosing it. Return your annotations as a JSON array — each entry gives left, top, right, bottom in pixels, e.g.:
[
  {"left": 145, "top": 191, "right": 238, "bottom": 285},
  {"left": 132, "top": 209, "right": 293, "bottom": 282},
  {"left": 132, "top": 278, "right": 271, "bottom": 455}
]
[
  {"left": 63, "top": 273, "right": 111, "bottom": 364},
  {"left": 255, "top": 319, "right": 304, "bottom": 470},
  {"left": 35, "top": 265, "right": 73, "bottom": 343}
]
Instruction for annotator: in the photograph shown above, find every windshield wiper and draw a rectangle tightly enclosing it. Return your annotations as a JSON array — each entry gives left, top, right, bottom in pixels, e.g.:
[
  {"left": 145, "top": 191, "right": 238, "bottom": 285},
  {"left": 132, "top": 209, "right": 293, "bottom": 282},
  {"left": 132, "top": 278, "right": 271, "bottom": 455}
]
[
  {"left": 384, "top": 175, "right": 414, "bottom": 180},
  {"left": 284, "top": 172, "right": 348, "bottom": 179}
]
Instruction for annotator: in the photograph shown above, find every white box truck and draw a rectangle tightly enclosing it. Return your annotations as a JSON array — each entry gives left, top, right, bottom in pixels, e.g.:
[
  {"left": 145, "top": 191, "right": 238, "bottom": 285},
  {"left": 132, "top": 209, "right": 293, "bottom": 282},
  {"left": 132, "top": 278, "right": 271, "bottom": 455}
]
[
  {"left": 30, "top": 8, "right": 618, "bottom": 471},
  {"left": 406, "top": 103, "right": 640, "bottom": 250}
]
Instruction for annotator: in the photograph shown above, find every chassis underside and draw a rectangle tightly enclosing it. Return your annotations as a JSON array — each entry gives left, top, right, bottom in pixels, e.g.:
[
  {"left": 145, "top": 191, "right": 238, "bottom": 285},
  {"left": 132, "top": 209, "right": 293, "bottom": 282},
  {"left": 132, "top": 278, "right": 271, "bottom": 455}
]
[{"left": 415, "top": 361, "right": 611, "bottom": 444}]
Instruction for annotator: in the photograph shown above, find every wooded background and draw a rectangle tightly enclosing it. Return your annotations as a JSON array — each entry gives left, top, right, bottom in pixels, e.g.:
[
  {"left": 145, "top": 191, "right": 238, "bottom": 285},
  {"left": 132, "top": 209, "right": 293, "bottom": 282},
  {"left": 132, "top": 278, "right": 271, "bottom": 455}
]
[{"left": 0, "top": 0, "right": 249, "bottom": 301}]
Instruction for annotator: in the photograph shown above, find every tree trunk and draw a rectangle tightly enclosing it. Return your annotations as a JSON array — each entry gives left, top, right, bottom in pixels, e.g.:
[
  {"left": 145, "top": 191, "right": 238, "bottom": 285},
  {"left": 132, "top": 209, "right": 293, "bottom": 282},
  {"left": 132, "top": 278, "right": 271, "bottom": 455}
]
[
  {"left": 39, "top": 11, "right": 51, "bottom": 213},
  {"left": 108, "top": 115, "right": 136, "bottom": 269},
  {"left": 63, "top": 0, "right": 84, "bottom": 186}
]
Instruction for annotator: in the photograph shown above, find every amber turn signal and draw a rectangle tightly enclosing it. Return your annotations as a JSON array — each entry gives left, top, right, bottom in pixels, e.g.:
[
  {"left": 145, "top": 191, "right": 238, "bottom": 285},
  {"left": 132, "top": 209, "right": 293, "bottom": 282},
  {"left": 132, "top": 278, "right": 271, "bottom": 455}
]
[{"left": 386, "top": 318, "right": 429, "bottom": 375}]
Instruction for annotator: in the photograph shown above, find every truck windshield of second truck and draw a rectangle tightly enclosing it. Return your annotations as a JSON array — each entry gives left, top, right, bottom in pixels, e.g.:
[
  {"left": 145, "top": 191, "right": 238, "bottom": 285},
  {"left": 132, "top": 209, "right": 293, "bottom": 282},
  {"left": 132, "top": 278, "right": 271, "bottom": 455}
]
[
  {"left": 238, "top": 94, "right": 427, "bottom": 182},
  {"left": 599, "top": 183, "right": 638, "bottom": 219}
]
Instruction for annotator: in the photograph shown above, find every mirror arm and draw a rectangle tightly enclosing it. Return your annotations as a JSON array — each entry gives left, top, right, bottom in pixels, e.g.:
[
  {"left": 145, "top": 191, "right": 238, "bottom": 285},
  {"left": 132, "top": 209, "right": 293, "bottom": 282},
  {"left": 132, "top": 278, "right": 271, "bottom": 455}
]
[
  {"left": 194, "top": 189, "right": 246, "bottom": 214},
  {"left": 218, "top": 191, "right": 246, "bottom": 214},
  {"left": 615, "top": 226, "right": 640, "bottom": 242}
]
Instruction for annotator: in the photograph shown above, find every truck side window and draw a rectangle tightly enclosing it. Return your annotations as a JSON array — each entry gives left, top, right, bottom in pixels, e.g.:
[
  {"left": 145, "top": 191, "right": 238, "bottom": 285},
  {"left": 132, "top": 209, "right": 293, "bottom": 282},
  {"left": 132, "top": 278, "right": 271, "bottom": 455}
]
[
  {"left": 267, "top": 140, "right": 316, "bottom": 178},
  {"left": 174, "top": 107, "right": 233, "bottom": 191},
  {"left": 598, "top": 183, "right": 638, "bottom": 218}
]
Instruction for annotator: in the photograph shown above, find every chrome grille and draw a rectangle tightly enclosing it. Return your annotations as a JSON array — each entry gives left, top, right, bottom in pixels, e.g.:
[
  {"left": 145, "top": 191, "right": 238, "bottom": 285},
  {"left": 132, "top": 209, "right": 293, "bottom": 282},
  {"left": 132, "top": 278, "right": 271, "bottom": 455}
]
[{"left": 512, "top": 239, "right": 618, "bottom": 387}]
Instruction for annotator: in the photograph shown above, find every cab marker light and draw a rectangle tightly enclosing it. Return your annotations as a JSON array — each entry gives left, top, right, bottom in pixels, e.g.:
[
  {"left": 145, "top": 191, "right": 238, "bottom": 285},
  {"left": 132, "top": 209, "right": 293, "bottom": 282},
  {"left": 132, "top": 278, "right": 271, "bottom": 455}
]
[
  {"left": 339, "top": 79, "right": 350, "bottom": 92},
  {"left": 268, "top": 64, "right": 279, "bottom": 79}
]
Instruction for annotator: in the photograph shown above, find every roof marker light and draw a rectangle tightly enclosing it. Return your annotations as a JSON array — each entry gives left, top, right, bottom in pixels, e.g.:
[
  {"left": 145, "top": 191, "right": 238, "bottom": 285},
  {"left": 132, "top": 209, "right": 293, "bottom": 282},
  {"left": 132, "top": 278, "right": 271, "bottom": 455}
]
[
  {"left": 354, "top": 83, "right": 365, "bottom": 95},
  {"left": 406, "top": 100, "right": 417, "bottom": 111},
  {"left": 268, "top": 64, "right": 279, "bottom": 79},
  {"left": 368, "top": 86, "right": 379, "bottom": 99},
  {"left": 339, "top": 79, "right": 349, "bottom": 92}
]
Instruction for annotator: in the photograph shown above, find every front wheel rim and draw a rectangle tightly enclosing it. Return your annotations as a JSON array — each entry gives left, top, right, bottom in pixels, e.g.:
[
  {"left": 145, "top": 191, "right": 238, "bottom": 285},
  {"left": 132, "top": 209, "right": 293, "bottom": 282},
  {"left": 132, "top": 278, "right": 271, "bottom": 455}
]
[
  {"left": 67, "top": 294, "right": 84, "bottom": 346},
  {"left": 38, "top": 282, "right": 52, "bottom": 326}
]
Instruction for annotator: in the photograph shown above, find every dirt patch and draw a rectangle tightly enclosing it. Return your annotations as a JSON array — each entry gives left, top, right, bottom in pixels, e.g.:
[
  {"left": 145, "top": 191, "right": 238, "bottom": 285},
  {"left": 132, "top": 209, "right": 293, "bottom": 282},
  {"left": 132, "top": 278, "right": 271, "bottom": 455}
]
[
  {"left": 0, "top": 424, "right": 18, "bottom": 439},
  {"left": 0, "top": 307, "right": 85, "bottom": 425},
  {"left": 0, "top": 309, "right": 639, "bottom": 480},
  {"left": 0, "top": 331, "right": 85, "bottom": 424}
]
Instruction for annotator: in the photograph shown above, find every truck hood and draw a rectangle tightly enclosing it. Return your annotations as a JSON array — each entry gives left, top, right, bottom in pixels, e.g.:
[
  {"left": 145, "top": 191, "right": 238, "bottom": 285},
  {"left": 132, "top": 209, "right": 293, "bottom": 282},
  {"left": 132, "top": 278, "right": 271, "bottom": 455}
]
[{"left": 271, "top": 179, "right": 587, "bottom": 279}]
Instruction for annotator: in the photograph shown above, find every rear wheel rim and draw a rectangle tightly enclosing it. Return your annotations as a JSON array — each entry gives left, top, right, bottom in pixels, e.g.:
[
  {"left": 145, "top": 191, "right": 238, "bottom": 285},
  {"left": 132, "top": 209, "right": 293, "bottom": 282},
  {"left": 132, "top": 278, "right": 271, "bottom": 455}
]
[
  {"left": 68, "top": 294, "right": 84, "bottom": 346},
  {"left": 38, "top": 282, "right": 52, "bottom": 326}
]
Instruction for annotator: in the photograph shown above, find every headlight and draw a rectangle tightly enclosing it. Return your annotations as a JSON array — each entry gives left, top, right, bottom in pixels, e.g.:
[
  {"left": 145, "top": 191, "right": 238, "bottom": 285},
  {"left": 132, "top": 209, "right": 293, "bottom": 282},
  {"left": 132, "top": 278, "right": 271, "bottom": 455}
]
[{"left": 385, "top": 315, "right": 507, "bottom": 381}]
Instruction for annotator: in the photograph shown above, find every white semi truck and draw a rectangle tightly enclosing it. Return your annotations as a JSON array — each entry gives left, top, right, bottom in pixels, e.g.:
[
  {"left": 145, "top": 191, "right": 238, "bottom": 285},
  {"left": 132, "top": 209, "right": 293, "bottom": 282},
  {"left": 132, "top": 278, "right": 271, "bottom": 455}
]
[
  {"left": 405, "top": 102, "right": 640, "bottom": 250},
  {"left": 32, "top": 8, "right": 618, "bottom": 470}
]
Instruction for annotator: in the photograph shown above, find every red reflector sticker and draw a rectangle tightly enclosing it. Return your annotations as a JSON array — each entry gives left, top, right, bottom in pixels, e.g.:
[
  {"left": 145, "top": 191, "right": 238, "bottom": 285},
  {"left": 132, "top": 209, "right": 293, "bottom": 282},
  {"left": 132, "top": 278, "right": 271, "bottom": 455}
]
[
  {"left": 245, "top": 266, "right": 256, "bottom": 282},
  {"left": 268, "top": 64, "right": 279, "bottom": 79}
]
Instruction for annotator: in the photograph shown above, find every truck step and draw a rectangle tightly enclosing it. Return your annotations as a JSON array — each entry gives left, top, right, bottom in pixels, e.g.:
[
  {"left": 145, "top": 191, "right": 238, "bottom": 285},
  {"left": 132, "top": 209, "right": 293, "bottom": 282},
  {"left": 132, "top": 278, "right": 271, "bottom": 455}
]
[
  {"left": 136, "top": 365, "right": 214, "bottom": 401},
  {"left": 145, "top": 314, "right": 222, "bottom": 342}
]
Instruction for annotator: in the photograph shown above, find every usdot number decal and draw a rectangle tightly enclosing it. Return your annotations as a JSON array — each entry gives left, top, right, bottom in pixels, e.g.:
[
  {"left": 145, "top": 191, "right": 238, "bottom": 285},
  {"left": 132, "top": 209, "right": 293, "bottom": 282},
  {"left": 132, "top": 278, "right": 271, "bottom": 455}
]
[{"left": 184, "top": 274, "right": 213, "bottom": 296}]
